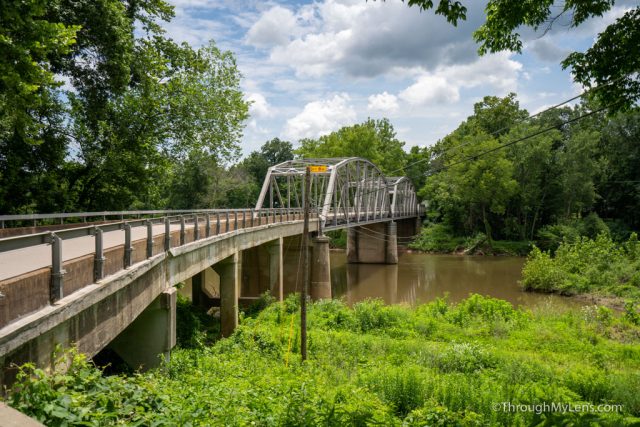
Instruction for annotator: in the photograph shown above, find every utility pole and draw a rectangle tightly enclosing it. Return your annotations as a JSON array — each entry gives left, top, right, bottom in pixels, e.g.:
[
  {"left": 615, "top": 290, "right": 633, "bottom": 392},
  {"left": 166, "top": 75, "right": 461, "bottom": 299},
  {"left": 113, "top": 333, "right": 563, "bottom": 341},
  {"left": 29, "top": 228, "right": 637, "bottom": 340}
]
[{"left": 301, "top": 166, "right": 311, "bottom": 361}]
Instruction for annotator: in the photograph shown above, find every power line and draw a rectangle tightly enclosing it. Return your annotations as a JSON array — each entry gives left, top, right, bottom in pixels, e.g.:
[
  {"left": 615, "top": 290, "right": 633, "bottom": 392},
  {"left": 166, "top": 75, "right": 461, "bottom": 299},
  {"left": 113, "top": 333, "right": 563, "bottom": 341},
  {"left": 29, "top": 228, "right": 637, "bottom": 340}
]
[
  {"left": 425, "top": 100, "right": 621, "bottom": 177},
  {"left": 385, "top": 72, "right": 635, "bottom": 177}
]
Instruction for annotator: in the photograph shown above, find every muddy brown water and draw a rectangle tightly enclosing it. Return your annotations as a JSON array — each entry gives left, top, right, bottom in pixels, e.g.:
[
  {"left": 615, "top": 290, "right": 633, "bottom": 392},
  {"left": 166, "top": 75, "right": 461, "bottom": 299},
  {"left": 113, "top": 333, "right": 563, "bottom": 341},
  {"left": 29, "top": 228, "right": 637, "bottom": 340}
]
[{"left": 330, "top": 251, "right": 584, "bottom": 310}]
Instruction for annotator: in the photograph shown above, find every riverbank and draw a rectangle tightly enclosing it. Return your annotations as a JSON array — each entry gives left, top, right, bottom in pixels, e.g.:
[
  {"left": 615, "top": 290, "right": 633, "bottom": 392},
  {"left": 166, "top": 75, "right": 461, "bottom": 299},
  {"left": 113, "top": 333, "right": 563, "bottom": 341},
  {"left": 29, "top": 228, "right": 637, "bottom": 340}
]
[
  {"left": 521, "top": 234, "right": 640, "bottom": 312},
  {"left": 407, "top": 224, "right": 531, "bottom": 256},
  {"left": 5, "top": 295, "right": 640, "bottom": 425}
]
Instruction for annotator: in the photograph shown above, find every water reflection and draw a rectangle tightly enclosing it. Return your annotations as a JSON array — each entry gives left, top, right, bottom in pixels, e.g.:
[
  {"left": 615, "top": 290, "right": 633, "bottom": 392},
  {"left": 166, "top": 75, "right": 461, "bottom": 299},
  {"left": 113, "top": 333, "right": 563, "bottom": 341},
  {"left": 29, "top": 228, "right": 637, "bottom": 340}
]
[{"left": 331, "top": 251, "right": 582, "bottom": 309}]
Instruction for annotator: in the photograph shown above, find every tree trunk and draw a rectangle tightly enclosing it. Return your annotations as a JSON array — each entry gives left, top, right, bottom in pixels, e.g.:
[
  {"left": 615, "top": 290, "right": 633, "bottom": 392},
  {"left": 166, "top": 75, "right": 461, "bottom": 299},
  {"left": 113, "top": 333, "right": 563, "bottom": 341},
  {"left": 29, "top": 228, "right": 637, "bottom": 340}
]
[{"left": 482, "top": 204, "right": 493, "bottom": 248}]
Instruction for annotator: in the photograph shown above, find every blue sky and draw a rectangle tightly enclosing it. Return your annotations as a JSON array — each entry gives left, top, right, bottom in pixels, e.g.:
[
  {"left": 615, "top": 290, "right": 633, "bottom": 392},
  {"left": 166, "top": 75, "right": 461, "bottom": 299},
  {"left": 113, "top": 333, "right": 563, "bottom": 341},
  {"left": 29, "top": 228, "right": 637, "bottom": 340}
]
[{"left": 161, "top": 0, "right": 632, "bottom": 156}]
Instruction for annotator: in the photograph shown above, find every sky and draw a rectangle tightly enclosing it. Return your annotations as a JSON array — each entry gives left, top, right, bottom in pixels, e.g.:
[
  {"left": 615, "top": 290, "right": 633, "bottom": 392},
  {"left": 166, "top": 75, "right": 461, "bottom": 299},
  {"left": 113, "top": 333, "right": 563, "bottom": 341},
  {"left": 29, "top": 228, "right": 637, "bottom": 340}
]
[{"left": 161, "top": 0, "right": 632, "bottom": 156}]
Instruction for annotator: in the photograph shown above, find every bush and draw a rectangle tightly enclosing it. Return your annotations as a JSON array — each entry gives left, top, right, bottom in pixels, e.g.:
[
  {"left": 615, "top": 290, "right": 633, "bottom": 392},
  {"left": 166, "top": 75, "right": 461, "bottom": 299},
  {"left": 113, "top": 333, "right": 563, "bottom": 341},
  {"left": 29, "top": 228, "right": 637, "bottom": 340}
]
[
  {"left": 522, "top": 234, "right": 640, "bottom": 299},
  {"left": 409, "top": 223, "right": 466, "bottom": 252},
  {"left": 536, "top": 213, "right": 611, "bottom": 252}
]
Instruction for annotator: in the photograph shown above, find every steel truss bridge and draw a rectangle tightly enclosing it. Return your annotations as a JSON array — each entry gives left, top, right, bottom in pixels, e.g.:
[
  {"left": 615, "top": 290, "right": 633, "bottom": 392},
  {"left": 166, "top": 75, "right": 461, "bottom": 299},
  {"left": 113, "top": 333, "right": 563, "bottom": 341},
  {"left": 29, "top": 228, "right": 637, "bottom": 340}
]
[{"left": 256, "top": 158, "right": 420, "bottom": 230}]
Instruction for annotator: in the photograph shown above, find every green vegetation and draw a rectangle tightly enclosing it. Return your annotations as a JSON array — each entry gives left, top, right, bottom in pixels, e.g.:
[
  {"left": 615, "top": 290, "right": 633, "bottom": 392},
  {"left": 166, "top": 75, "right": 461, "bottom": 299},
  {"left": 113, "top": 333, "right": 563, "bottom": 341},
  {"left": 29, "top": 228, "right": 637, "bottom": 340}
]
[
  {"left": 412, "top": 94, "right": 639, "bottom": 251},
  {"left": 409, "top": 224, "right": 531, "bottom": 256},
  {"left": 522, "top": 233, "right": 640, "bottom": 301},
  {"left": 6, "top": 295, "right": 640, "bottom": 425},
  {"left": 296, "top": 118, "right": 407, "bottom": 175}
]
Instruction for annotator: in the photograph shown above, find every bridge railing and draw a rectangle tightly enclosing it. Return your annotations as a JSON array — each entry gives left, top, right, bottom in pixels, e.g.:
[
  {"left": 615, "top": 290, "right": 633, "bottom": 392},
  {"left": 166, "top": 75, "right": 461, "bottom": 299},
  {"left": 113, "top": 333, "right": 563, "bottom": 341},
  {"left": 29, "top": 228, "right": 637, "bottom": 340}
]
[{"left": 0, "top": 208, "right": 308, "bottom": 329}]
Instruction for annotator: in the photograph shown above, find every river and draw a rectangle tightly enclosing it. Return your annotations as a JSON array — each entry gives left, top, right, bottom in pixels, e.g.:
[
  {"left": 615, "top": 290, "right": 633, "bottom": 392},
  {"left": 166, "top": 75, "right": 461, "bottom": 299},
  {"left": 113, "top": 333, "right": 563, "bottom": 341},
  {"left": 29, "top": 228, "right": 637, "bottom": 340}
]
[{"left": 330, "top": 250, "right": 582, "bottom": 309}]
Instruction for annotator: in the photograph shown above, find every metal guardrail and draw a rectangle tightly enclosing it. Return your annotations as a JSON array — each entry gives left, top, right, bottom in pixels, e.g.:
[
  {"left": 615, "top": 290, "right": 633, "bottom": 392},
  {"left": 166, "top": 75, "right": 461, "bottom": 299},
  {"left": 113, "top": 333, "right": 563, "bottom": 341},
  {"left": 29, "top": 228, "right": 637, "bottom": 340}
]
[
  {"left": 0, "top": 209, "right": 298, "bottom": 253},
  {"left": 0, "top": 209, "right": 274, "bottom": 228},
  {"left": 0, "top": 208, "right": 306, "bottom": 305}
]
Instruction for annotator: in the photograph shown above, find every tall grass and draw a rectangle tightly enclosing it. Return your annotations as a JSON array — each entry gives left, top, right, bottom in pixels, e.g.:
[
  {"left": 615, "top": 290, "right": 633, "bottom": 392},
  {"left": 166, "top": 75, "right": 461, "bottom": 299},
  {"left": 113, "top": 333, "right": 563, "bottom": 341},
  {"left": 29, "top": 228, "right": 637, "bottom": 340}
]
[{"left": 6, "top": 294, "right": 640, "bottom": 425}]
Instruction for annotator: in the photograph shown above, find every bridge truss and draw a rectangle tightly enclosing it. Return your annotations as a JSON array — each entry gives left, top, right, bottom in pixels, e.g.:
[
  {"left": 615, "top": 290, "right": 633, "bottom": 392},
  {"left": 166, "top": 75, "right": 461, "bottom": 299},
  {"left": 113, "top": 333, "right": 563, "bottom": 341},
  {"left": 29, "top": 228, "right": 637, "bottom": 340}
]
[{"left": 255, "top": 158, "right": 421, "bottom": 230}]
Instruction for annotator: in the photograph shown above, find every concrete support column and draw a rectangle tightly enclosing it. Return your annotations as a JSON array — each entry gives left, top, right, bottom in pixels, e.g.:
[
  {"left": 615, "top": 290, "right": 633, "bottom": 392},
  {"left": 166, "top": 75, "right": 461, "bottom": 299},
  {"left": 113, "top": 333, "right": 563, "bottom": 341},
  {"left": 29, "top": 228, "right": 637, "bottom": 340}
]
[
  {"left": 213, "top": 253, "right": 240, "bottom": 337},
  {"left": 385, "top": 221, "right": 398, "bottom": 264},
  {"left": 347, "top": 222, "right": 398, "bottom": 264},
  {"left": 346, "top": 227, "right": 358, "bottom": 263},
  {"left": 266, "top": 238, "right": 283, "bottom": 301},
  {"left": 191, "top": 270, "right": 205, "bottom": 309},
  {"left": 310, "top": 235, "right": 331, "bottom": 300},
  {"left": 107, "top": 287, "right": 176, "bottom": 370}
]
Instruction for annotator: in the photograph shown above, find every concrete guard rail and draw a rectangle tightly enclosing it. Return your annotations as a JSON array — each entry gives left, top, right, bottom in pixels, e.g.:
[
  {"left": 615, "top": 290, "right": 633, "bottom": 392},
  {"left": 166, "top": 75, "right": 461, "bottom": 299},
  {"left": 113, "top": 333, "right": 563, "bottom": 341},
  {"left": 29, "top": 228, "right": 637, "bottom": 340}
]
[{"left": 0, "top": 208, "right": 306, "bottom": 329}]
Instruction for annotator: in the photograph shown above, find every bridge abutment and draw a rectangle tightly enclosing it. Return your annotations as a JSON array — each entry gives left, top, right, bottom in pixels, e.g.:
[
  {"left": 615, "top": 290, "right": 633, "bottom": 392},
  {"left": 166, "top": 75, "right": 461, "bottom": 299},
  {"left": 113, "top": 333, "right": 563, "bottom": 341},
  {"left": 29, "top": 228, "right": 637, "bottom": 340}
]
[{"left": 347, "top": 221, "right": 398, "bottom": 264}]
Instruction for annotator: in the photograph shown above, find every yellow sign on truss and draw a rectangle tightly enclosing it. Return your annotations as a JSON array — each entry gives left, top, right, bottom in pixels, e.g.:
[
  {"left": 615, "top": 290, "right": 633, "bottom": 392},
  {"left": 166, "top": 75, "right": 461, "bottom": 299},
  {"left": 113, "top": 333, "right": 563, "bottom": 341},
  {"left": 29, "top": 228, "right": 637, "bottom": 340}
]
[{"left": 309, "top": 165, "right": 328, "bottom": 173}]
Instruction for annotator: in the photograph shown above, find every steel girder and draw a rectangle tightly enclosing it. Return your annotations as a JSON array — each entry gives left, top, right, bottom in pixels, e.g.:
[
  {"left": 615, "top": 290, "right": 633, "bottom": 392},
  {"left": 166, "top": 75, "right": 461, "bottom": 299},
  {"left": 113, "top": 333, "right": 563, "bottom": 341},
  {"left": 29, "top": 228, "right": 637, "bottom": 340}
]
[{"left": 255, "top": 158, "right": 419, "bottom": 229}]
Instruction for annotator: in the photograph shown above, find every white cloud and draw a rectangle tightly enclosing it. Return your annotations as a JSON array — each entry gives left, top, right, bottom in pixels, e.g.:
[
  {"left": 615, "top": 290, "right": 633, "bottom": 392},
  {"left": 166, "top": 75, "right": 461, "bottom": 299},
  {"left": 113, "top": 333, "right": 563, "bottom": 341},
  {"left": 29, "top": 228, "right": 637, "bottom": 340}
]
[
  {"left": 246, "top": 92, "right": 272, "bottom": 118},
  {"left": 367, "top": 92, "right": 400, "bottom": 113},
  {"left": 399, "top": 53, "right": 523, "bottom": 106},
  {"left": 257, "top": 0, "right": 486, "bottom": 78},
  {"left": 271, "top": 30, "right": 352, "bottom": 77},
  {"left": 283, "top": 94, "right": 356, "bottom": 141},
  {"left": 246, "top": 6, "right": 299, "bottom": 48},
  {"left": 400, "top": 75, "right": 460, "bottom": 105}
]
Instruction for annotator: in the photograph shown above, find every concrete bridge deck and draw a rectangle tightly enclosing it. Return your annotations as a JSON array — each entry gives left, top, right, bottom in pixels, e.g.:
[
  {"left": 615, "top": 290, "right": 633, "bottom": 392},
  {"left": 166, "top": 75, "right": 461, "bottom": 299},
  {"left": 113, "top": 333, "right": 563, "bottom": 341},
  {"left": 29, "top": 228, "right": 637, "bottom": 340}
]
[{"left": 0, "top": 157, "right": 424, "bottom": 389}]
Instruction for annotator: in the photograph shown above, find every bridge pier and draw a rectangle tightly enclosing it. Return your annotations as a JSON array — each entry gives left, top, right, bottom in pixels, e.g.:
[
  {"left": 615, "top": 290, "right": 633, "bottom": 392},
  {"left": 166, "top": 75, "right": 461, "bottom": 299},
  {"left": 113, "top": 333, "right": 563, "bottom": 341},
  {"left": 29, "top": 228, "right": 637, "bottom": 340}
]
[
  {"left": 213, "top": 253, "right": 241, "bottom": 338},
  {"left": 267, "top": 238, "right": 284, "bottom": 301},
  {"left": 311, "top": 235, "right": 331, "bottom": 300},
  {"left": 347, "top": 221, "right": 398, "bottom": 264},
  {"left": 106, "top": 287, "right": 176, "bottom": 370},
  {"left": 396, "top": 217, "right": 422, "bottom": 242}
]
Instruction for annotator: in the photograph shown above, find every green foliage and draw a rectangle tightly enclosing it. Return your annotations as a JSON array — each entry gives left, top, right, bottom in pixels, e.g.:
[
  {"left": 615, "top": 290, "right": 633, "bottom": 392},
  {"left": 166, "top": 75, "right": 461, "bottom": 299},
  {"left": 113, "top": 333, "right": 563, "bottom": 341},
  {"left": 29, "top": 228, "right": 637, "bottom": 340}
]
[
  {"left": 416, "top": 93, "right": 639, "bottom": 249},
  {"left": 175, "top": 293, "right": 219, "bottom": 348},
  {"left": 410, "top": 223, "right": 531, "bottom": 255},
  {"left": 7, "top": 295, "right": 640, "bottom": 425},
  {"left": 6, "top": 352, "right": 170, "bottom": 425},
  {"left": 0, "top": 0, "right": 249, "bottom": 214},
  {"left": 326, "top": 229, "right": 347, "bottom": 249},
  {"left": 522, "top": 233, "right": 640, "bottom": 299},
  {"left": 536, "top": 213, "right": 611, "bottom": 252},
  {"left": 409, "top": 223, "right": 466, "bottom": 252},
  {"left": 0, "top": 0, "right": 80, "bottom": 142},
  {"left": 296, "top": 118, "right": 407, "bottom": 175}
]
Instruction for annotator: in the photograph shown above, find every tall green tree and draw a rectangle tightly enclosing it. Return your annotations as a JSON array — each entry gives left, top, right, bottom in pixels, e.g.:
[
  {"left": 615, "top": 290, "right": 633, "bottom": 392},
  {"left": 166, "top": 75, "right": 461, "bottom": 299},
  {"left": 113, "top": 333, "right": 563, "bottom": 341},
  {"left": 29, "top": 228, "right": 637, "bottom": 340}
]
[
  {"left": 241, "top": 138, "right": 294, "bottom": 185},
  {"left": 423, "top": 128, "right": 517, "bottom": 245},
  {"left": 0, "top": 0, "right": 79, "bottom": 142},
  {"left": 297, "top": 118, "right": 407, "bottom": 175},
  {"left": 0, "top": 0, "right": 249, "bottom": 213}
]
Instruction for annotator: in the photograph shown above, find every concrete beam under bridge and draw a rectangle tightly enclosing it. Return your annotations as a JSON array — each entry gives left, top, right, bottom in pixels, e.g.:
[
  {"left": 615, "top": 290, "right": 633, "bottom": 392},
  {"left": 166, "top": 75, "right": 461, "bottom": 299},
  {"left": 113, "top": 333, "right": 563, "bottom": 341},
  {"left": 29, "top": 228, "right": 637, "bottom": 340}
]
[{"left": 106, "top": 287, "right": 176, "bottom": 370}]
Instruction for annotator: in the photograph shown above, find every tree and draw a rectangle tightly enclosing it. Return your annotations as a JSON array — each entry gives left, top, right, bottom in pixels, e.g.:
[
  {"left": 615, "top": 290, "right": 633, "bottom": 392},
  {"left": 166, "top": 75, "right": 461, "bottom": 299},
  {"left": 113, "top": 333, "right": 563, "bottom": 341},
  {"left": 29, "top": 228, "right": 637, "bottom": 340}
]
[
  {"left": 0, "top": 0, "right": 79, "bottom": 143},
  {"left": 241, "top": 138, "right": 294, "bottom": 185},
  {"left": 0, "top": 1, "right": 249, "bottom": 213},
  {"left": 397, "top": 0, "right": 639, "bottom": 111},
  {"left": 423, "top": 128, "right": 517, "bottom": 245},
  {"left": 70, "top": 39, "right": 249, "bottom": 210},
  {"left": 594, "top": 110, "right": 640, "bottom": 229},
  {"left": 297, "top": 118, "right": 407, "bottom": 175}
]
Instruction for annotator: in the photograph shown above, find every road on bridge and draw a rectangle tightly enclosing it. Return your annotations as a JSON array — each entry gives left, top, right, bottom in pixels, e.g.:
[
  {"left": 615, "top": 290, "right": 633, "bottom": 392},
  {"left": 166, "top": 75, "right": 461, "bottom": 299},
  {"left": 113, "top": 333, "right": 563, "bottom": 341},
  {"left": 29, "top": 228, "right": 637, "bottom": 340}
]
[{"left": 0, "top": 222, "right": 198, "bottom": 281}]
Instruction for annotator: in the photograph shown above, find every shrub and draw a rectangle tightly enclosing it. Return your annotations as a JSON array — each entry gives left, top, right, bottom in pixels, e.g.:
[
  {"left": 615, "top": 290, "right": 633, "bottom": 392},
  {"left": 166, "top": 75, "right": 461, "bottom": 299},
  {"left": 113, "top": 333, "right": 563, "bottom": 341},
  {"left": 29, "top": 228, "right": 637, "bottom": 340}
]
[
  {"left": 409, "top": 223, "right": 466, "bottom": 252},
  {"left": 522, "top": 234, "right": 640, "bottom": 299}
]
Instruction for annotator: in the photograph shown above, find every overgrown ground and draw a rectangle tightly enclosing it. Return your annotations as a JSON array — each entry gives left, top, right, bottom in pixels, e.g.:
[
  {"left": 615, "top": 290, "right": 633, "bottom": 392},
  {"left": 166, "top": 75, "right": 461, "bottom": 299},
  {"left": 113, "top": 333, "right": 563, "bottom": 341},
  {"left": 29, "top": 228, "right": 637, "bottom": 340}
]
[
  {"left": 409, "top": 224, "right": 532, "bottom": 256},
  {"left": 5, "top": 294, "right": 640, "bottom": 426},
  {"left": 522, "top": 233, "right": 640, "bottom": 304}
]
